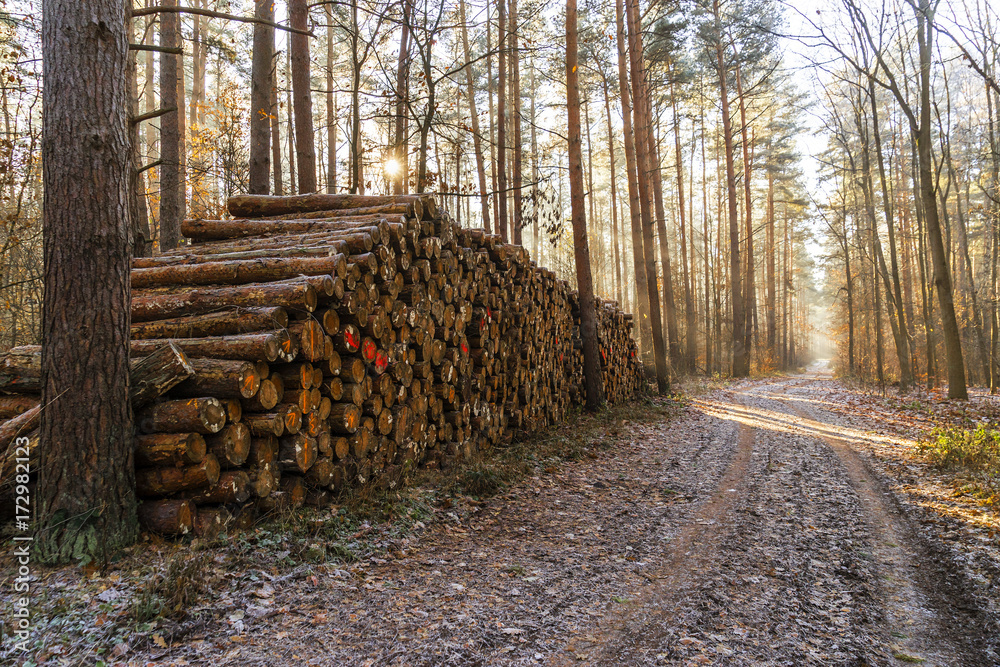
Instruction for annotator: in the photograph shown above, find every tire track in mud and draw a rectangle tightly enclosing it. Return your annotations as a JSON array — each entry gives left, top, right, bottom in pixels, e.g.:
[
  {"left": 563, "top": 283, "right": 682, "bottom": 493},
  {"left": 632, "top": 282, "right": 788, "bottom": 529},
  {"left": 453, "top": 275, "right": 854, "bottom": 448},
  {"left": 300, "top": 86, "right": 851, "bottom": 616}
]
[
  {"left": 778, "top": 379, "right": 995, "bottom": 665},
  {"left": 562, "top": 392, "right": 757, "bottom": 665},
  {"left": 580, "top": 377, "right": 995, "bottom": 665}
]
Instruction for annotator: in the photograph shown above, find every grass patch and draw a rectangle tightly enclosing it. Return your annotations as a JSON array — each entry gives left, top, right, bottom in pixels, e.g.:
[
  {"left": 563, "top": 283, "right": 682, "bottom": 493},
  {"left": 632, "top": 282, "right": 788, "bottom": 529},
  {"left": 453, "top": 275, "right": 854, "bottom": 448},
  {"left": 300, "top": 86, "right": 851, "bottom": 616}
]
[
  {"left": 893, "top": 652, "right": 925, "bottom": 663},
  {"left": 919, "top": 425, "right": 1000, "bottom": 506},
  {"left": 130, "top": 552, "right": 212, "bottom": 623}
]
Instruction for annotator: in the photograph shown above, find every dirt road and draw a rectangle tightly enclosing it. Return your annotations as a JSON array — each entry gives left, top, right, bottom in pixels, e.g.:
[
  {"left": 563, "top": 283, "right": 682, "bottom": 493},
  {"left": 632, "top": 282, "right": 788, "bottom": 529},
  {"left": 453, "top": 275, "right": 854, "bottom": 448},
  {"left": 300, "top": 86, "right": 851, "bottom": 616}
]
[{"left": 129, "top": 371, "right": 1000, "bottom": 666}]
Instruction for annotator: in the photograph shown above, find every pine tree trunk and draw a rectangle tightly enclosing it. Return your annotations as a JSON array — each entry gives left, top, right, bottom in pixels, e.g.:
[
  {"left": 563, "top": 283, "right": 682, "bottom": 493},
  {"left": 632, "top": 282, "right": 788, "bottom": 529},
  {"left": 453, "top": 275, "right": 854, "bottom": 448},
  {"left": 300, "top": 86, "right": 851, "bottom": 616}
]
[
  {"left": 271, "top": 51, "right": 284, "bottom": 196},
  {"left": 530, "top": 63, "right": 539, "bottom": 258},
  {"left": 735, "top": 64, "right": 755, "bottom": 373},
  {"left": 584, "top": 100, "right": 597, "bottom": 292},
  {"left": 713, "top": 0, "right": 745, "bottom": 377},
  {"left": 144, "top": 0, "right": 157, "bottom": 197},
  {"left": 701, "top": 99, "right": 713, "bottom": 373},
  {"left": 284, "top": 52, "right": 297, "bottom": 194},
  {"left": 327, "top": 6, "right": 336, "bottom": 194},
  {"left": 625, "top": 0, "right": 669, "bottom": 391},
  {"left": 460, "top": 0, "right": 490, "bottom": 232},
  {"left": 37, "top": 0, "right": 138, "bottom": 564},
  {"left": 127, "top": 11, "right": 152, "bottom": 258},
  {"left": 486, "top": 15, "right": 498, "bottom": 229},
  {"left": 393, "top": 0, "right": 411, "bottom": 195},
  {"left": 289, "top": 0, "right": 316, "bottom": 193},
  {"left": 158, "top": 0, "right": 181, "bottom": 251},
  {"left": 766, "top": 168, "right": 776, "bottom": 364},
  {"left": 988, "top": 83, "right": 1000, "bottom": 391},
  {"left": 249, "top": 0, "right": 273, "bottom": 195},
  {"left": 615, "top": 0, "right": 653, "bottom": 381},
  {"left": 190, "top": 12, "right": 201, "bottom": 130},
  {"left": 566, "top": 0, "right": 605, "bottom": 411},
  {"left": 496, "top": 0, "right": 508, "bottom": 242},
  {"left": 603, "top": 74, "right": 624, "bottom": 308},
  {"left": 670, "top": 63, "right": 695, "bottom": 371},
  {"left": 510, "top": 0, "right": 523, "bottom": 246}
]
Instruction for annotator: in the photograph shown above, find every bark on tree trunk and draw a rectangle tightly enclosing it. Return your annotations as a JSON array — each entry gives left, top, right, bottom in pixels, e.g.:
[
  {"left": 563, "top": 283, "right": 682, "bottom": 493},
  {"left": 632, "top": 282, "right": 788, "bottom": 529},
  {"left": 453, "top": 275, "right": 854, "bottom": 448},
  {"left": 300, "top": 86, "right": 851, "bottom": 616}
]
[
  {"left": 868, "top": 77, "right": 913, "bottom": 389},
  {"left": 510, "top": 0, "right": 523, "bottom": 246},
  {"left": 496, "top": 0, "right": 508, "bottom": 242},
  {"left": 349, "top": 0, "right": 361, "bottom": 194},
  {"left": 158, "top": 0, "right": 181, "bottom": 251},
  {"left": 285, "top": 52, "right": 297, "bottom": 194},
  {"left": 602, "top": 74, "right": 624, "bottom": 308},
  {"left": 566, "top": 0, "right": 605, "bottom": 411},
  {"left": 486, "top": 14, "right": 498, "bottom": 229},
  {"left": 460, "top": 0, "right": 490, "bottom": 233},
  {"left": 37, "top": 0, "right": 138, "bottom": 564},
  {"left": 127, "top": 11, "right": 152, "bottom": 258},
  {"left": 614, "top": 0, "right": 653, "bottom": 376},
  {"left": 271, "top": 44, "right": 283, "bottom": 196},
  {"left": 736, "top": 64, "right": 755, "bottom": 373},
  {"left": 912, "top": 0, "right": 966, "bottom": 397},
  {"left": 670, "top": 62, "right": 695, "bottom": 372},
  {"left": 625, "top": 0, "right": 669, "bottom": 392},
  {"left": 289, "top": 0, "right": 316, "bottom": 193},
  {"left": 766, "top": 167, "right": 776, "bottom": 363},
  {"left": 326, "top": 5, "right": 336, "bottom": 194},
  {"left": 393, "top": 0, "right": 411, "bottom": 195},
  {"left": 713, "top": 0, "right": 746, "bottom": 377},
  {"left": 249, "top": 0, "right": 273, "bottom": 195}
]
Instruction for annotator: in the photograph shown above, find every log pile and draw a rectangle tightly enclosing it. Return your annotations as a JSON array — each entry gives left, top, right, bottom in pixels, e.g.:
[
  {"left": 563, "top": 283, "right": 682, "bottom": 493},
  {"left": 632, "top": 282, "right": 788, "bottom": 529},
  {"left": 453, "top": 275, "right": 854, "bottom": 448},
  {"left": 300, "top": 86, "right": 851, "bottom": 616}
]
[{"left": 0, "top": 193, "right": 643, "bottom": 537}]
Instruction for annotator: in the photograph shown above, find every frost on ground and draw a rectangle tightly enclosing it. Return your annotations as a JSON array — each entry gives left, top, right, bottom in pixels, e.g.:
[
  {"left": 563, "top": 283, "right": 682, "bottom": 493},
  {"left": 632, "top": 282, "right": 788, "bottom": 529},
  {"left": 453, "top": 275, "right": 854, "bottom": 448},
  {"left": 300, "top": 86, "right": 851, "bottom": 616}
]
[{"left": 2, "top": 371, "right": 998, "bottom": 666}]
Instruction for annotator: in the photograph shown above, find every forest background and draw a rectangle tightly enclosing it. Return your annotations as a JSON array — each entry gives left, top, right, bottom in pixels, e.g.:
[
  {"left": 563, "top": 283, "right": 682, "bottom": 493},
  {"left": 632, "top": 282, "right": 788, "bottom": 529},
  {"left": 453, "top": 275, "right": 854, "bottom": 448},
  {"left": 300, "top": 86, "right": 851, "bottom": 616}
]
[{"left": 2, "top": 0, "right": 999, "bottom": 397}]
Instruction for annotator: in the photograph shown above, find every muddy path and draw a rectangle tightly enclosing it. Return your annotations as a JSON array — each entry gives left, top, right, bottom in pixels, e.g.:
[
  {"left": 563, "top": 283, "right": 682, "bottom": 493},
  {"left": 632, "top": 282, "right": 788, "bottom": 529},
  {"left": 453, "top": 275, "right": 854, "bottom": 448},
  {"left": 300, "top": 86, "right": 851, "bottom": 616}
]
[{"left": 117, "top": 373, "right": 999, "bottom": 666}]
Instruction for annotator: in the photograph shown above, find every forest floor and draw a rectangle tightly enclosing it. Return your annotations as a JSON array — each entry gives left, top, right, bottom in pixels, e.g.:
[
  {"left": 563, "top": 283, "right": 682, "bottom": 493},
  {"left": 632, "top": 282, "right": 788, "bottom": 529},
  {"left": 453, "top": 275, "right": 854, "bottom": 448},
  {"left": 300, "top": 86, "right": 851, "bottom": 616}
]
[{"left": 3, "top": 366, "right": 1000, "bottom": 666}]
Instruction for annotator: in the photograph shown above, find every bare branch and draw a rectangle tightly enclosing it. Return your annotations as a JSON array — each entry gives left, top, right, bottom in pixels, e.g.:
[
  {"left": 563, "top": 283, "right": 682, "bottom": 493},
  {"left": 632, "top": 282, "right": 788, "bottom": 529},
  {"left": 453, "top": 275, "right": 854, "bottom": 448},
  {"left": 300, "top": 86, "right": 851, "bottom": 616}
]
[{"left": 132, "top": 6, "right": 314, "bottom": 37}]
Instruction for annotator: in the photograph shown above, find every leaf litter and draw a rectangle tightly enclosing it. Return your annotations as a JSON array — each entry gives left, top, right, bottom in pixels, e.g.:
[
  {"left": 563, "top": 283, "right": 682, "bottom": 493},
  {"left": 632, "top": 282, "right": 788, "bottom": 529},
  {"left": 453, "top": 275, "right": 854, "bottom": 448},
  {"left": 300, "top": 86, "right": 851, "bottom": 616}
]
[{"left": 1, "top": 373, "right": 997, "bottom": 665}]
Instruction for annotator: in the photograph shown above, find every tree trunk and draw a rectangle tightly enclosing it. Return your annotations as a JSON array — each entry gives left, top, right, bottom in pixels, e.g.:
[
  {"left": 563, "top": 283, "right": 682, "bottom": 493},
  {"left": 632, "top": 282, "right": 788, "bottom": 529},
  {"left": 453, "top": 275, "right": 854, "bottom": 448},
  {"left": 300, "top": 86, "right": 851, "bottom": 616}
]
[
  {"left": 766, "top": 167, "right": 776, "bottom": 363},
  {"left": 713, "top": 0, "right": 746, "bottom": 377},
  {"left": 842, "top": 189, "right": 855, "bottom": 375},
  {"left": 158, "top": 0, "right": 181, "bottom": 251},
  {"left": 271, "top": 44, "right": 284, "bottom": 196},
  {"left": 349, "top": 0, "right": 361, "bottom": 194},
  {"left": 602, "top": 74, "right": 624, "bottom": 307},
  {"left": 496, "top": 0, "right": 508, "bottom": 242},
  {"left": 566, "top": 0, "right": 605, "bottom": 411},
  {"left": 702, "top": 98, "right": 713, "bottom": 373},
  {"left": 326, "top": 6, "right": 336, "bottom": 194},
  {"left": 584, "top": 99, "right": 597, "bottom": 292},
  {"left": 127, "top": 11, "right": 152, "bottom": 258},
  {"left": 190, "top": 11, "right": 202, "bottom": 130},
  {"left": 460, "top": 0, "right": 490, "bottom": 233},
  {"left": 510, "top": 0, "right": 523, "bottom": 246},
  {"left": 625, "top": 0, "right": 669, "bottom": 392},
  {"left": 529, "top": 62, "right": 539, "bottom": 258},
  {"left": 670, "top": 61, "right": 695, "bottom": 372},
  {"left": 249, "top": 0, "right": 273, "bottom": 195},
  {"left": 37, "top": 0, "right": 138, "bottom": 564},
  {"left": 486, "top": 14, "right": 498, "bottom": 229},
  {"left": 868, "top": 77, "right": 912, "bottom": 389},
  {"left": 988, "top": 80, "right": 1000, "bottom": 391},
  {"left": 144, "top": 0, "right": 157, "bottom": 203},
  {"left": 285, "top": 52, "right": 297, "bottom": 194},
  {"left": 393, "top": 0, "right": 411, "bottom": 195},
  {"left": 735, "top": 63, "right": 755, "bottom": 373},
  {"left": 915, "top": 0, "right": 966, "bottom": 398},
  {"left": 614, "top": 0, "right": 653, "bottom": 379},
  {"left": 289, "top": 0, "right": 316, "bottom": 193}
]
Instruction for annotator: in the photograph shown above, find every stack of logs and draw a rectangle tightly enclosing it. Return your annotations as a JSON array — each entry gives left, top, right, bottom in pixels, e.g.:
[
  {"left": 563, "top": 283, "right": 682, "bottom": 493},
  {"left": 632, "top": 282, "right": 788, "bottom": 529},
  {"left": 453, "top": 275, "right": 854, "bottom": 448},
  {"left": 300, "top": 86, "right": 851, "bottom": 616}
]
[{"left": 0, "top": 193, "right": 643, "bottom": 537}]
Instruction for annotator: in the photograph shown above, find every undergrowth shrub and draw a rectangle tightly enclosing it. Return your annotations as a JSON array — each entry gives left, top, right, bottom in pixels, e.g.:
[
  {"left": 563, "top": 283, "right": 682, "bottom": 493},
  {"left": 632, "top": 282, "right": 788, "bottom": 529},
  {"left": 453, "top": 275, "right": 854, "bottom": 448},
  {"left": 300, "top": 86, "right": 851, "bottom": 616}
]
[{"left": 920, "top": 425, "right": 1000, "bottom": 505}]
